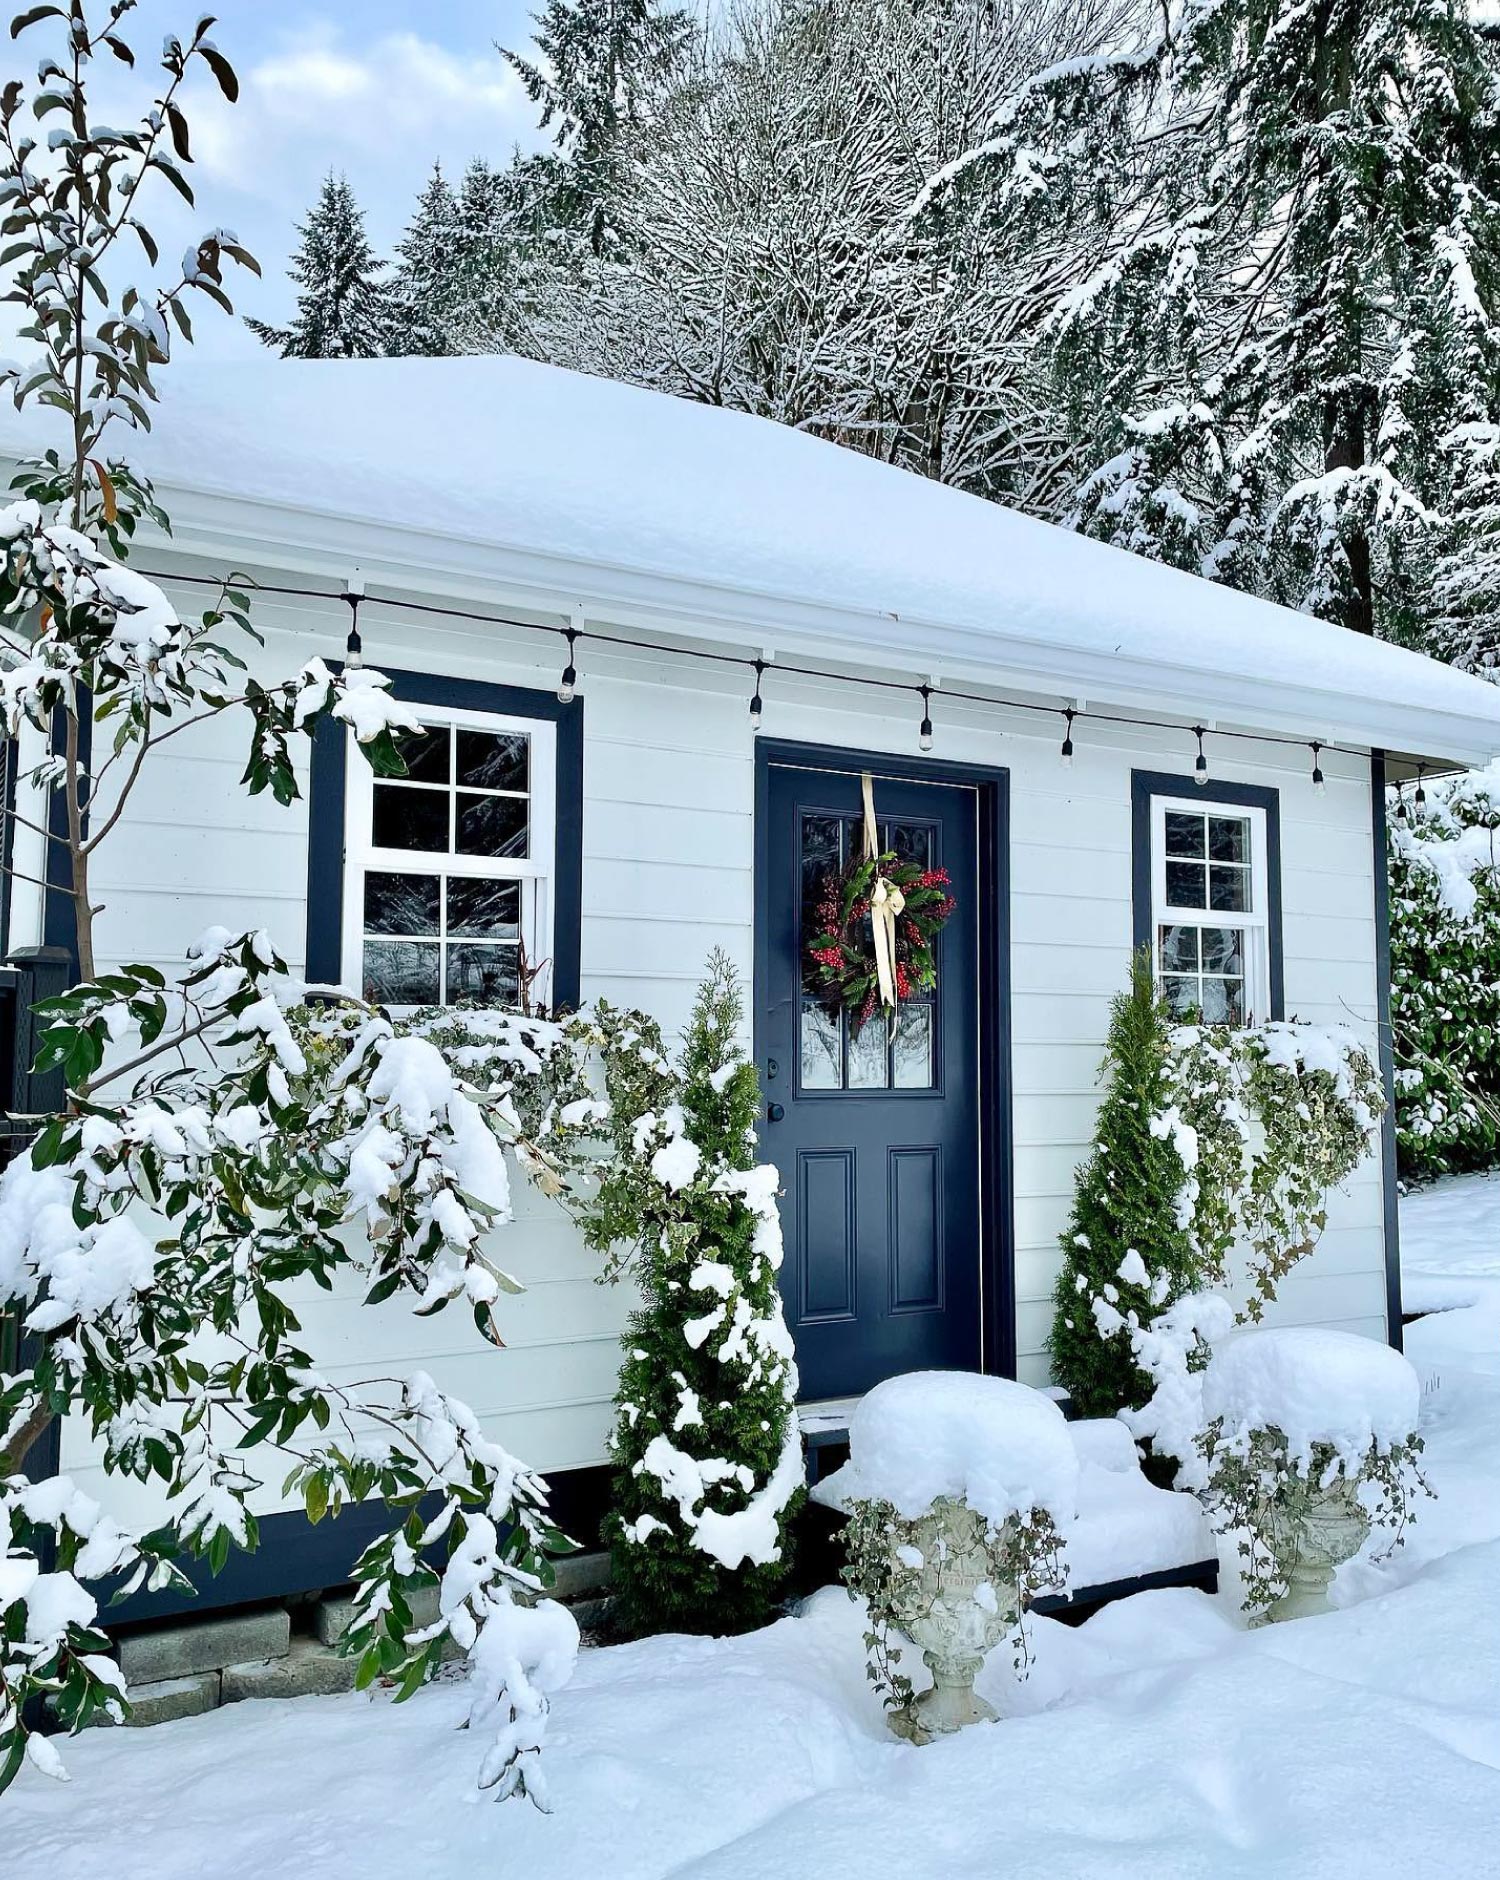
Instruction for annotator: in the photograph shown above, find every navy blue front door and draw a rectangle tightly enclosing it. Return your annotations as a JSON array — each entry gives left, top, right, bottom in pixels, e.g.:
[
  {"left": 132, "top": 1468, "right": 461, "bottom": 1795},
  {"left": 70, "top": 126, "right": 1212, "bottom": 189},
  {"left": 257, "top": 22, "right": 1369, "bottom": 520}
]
[{"left": 758, "top": 755, "right": 985, "bottom": 1400}]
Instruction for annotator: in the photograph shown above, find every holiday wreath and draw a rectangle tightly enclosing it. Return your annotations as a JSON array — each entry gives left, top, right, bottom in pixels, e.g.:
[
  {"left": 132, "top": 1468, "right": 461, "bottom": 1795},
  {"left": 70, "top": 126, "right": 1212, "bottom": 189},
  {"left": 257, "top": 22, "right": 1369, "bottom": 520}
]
[{"left": 806, "top": 774, "right": 956, "bottom": 1034}]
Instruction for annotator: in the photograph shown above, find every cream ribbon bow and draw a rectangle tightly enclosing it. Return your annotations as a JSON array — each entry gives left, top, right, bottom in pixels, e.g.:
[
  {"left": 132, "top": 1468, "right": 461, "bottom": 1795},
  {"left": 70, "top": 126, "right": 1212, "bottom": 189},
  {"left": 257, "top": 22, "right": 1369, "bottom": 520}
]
[{"left": 861, "top": 771, "right": 905, "bottom": 1023}]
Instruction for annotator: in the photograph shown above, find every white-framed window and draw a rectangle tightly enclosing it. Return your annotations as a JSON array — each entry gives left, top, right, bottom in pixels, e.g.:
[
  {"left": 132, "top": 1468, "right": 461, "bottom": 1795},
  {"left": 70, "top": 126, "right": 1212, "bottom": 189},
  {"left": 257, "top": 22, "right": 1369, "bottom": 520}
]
[
  {"left": 341, "top": 703, "right": 557, "bottom": 1010},
  {"left": 1150, "top": 794, "right": 1270, "bottom": 1025}
]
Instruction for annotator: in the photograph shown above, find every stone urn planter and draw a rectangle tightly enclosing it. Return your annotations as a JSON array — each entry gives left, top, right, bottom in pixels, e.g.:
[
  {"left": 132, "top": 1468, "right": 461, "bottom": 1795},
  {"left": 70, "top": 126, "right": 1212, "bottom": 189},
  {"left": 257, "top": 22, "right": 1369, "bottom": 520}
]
[
  {"left": 880, "top": 1496, "right": 1023, "bottom": 1743},
  {"left": 815, "top": 1370, "right": 1079, "bottom": 1744},
  {"left": 1261, "top": 1469, "right": 1372, "bottom": 1623},
  {"left": 1199, "top": 1327, "right": 1428, "bottom": 1624}
]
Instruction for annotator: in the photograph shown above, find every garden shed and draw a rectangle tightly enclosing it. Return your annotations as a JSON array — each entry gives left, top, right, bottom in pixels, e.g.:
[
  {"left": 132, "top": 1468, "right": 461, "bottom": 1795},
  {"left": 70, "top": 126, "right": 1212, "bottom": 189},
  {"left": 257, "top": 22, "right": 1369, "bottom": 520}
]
[{"left": 7, "top": 353, "right": 1500, "bottom": 1615}]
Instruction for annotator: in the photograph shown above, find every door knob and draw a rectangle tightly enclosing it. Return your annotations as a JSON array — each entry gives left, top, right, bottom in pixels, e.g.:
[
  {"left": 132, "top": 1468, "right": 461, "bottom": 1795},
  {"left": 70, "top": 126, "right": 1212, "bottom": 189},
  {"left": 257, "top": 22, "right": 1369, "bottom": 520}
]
[{"left": 766, "top": 1102, "right": 785, "bottom": 1123}]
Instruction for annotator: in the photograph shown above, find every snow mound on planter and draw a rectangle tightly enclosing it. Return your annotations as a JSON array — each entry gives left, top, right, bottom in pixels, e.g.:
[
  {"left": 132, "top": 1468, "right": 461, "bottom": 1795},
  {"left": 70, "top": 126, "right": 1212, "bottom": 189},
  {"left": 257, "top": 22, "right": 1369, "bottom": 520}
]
[
  {"left": 822, "top": 1371, "right": 1079, "bottom": 1527},
  {"left": 1202, "top": 1327, "right": 1420, "bottom": 1465}
]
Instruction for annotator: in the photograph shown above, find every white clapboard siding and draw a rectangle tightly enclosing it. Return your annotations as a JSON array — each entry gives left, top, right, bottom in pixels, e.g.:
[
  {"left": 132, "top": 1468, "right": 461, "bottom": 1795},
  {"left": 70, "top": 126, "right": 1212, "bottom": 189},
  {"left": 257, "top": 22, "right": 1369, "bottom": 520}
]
[{"left": 53, "top": 567, "right": 1389, "bottom": 1515}]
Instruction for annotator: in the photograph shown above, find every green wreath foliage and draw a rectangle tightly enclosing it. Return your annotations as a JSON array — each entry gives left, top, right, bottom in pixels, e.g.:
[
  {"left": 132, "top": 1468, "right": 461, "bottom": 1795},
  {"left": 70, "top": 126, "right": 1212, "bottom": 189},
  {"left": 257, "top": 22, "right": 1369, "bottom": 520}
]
[{"left": 806, "top": 851, "right": 955, "bottom": 1033}]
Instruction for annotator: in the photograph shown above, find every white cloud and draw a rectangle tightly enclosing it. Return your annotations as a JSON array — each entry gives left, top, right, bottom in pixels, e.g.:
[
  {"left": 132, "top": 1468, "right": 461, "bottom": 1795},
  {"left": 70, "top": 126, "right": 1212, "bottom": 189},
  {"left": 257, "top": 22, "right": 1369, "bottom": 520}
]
[
  {"left": 182, "top": 22, "right": 542, "bottom": 346},
  {"left": 0, "top": 17, "right": 545, "bottom": 359}
]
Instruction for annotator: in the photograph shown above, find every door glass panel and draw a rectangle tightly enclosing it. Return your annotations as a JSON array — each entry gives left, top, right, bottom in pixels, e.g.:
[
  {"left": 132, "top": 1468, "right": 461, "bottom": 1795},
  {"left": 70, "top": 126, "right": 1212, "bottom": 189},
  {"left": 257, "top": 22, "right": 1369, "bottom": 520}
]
[
  {"left": 893, "top": 1002, "right": 933, "bottom": 1088},
  {"left": 800, "top": 999, "right": 842, "bottom": 1089},
  {"left": 847, "top": 1017, "right": 890, "bottom": 1089},
  {"left": 884, "top": 821, "right": 933, "bottom": 870}
]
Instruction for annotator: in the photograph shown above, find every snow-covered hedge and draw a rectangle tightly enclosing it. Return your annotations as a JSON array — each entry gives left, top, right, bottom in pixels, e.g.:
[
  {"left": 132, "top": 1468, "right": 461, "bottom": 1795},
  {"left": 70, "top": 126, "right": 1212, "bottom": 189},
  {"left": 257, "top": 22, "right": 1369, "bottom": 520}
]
[{"left": 1388, "top": 764, "right": 1500, "bottom": 1180}]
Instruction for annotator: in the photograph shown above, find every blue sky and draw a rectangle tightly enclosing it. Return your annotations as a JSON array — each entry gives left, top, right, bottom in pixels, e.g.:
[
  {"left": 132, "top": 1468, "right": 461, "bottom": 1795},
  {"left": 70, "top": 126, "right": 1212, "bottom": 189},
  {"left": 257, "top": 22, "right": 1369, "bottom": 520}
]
[{"left": 68, "top": 2, "right": 553, "bottom": 354}]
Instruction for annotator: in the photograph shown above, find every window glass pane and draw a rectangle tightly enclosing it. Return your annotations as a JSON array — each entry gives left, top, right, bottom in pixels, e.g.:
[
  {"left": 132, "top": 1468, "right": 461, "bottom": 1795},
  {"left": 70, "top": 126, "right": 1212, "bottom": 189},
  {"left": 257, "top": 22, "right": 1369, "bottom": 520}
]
[
  {"left": 457, "top": 729, "right": 528, "bottom": 793},
  {"left": 1161, "top": 975, "right": 1200, "bottom": 1019},
  {"left": 399, "top": 725, "right": 451, "bottom": 786},
  {"left": 1164, "top": 811, "right": 1205, "bottom": 858},
  {"left": 893, "top": 1001, "right": 934, "bottom": 1088},
  {"left": 1209, "top": 864, "right": 1250, "bottom": 912},
  {"left": 1200, "top": 926, "right": 1244, "bottom": 974},
  {"left": 373, "top": 784, "right": 449, "bottom": 853},
  {"left": 447, "top": 877, "right": 520, "bottom": 939},
  {"left": 1159, "top": 924, "right": 1200, "bottom": 973},
  {"left": 364, "top": 939, "right": 440, "bottom": 1006},
  {"left": 847, "top": 1017, "right": 890, "bottom": 1089},
  {"left": 1208, "top": 815, "right": 1250, "bottom": 863},
  {"left": 800, "top": 999, "right": 842, "bottom": 1089},
  {"left": 364, "top": 870, "right": 440, "bottom": 937},
  {"left": 456, "top": 792, "right": 528, "bottom": 859},
  {"left": 446, "top": 943, "right": 519, "bottom": 1006},
  {"left": 1200, "top": 977, "right": 1245, "bottom": 1024},
  {"left": 1165, "top": 859, "right": 1207, "bottom": 908}
]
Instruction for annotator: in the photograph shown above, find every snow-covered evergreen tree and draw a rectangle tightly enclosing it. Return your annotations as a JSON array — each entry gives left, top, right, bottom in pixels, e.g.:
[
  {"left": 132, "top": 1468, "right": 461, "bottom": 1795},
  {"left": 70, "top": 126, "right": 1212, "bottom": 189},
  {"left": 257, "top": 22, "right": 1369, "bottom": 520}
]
[
  {"left": 1431, "top": 425, "right": 1500, "bottom": 675},
  {"left": 1050, "top": 950, "right": 1198, "bottom": 1418},
  {"left": 503, "top": 0, "right": 693, "bottom": 253},
  {"left": 247, "top": 171, "right": 393, "bottom": 359},
  {"left": 388, "top": 162, "right": 464, "bottom": 357},
  {"left": 921, "top": 0, "right": 1500, "bottom": 645},
  {"left": 599, "top": 955, "right": 803, "bottom": 1637}
]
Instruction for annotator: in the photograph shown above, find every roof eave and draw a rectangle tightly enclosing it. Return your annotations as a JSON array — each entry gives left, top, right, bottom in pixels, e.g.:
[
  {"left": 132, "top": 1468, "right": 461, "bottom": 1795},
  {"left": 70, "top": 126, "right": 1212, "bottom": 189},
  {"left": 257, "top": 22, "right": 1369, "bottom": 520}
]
[{"left": 123, "top": 480, "right": 1500, "bottom": 772}]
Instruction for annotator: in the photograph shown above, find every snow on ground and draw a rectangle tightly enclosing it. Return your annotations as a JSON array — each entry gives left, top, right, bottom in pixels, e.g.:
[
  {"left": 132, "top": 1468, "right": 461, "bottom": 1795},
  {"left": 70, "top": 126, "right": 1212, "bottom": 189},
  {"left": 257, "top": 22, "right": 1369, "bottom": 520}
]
[{"left": 8, "top": 1182, "right": 1499, "bottom": 1877}]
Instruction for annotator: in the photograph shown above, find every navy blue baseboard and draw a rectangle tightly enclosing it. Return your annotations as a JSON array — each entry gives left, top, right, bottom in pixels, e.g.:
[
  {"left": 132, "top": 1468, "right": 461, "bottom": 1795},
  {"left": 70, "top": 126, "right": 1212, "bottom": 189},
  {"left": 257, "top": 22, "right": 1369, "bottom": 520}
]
[{"left": 101, "top": 1464, "right": 615, "bottom": 1631}]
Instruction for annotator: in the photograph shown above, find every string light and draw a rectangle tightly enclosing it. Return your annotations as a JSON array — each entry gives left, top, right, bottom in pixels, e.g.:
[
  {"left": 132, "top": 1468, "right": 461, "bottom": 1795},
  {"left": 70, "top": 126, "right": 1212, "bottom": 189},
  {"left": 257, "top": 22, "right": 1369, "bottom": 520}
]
[
  {"left": 1311, "top": 741, "right": 1325, "bottom": 795},
  {"left": 136, "top": 563, "right": 1399, "bottom": 785},
  {"left": 1060, "top": 708, "right": 1075, "bottom": 769},
  {"left": 342, "top": 588, "right": 363, "bottom": 670},
  {"left": 918, "top": 684, "right": 934, "bottom": 752},
  {"left": 1414, "top": 765, "right": 1427, "bottom": 814},
  {"left": 749, "top": 658, "right": 765, "bottom": 731},
  {"left": 1394, "top": 781, "right": 1408, "bottom": 824},
  {"left": 557, "top": 626, "right": 578, "bottom": 704}
]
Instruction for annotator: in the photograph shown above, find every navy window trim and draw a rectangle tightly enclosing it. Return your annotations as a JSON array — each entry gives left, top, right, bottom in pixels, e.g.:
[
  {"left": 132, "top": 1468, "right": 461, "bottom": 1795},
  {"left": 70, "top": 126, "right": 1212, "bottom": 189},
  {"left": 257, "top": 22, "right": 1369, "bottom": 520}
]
[
  {"left": 1130, "top": 768, "right": 1285, "bottom": 1021},
  {"left": 306, "top": 669, "right": 584, "bottom": 1010}
]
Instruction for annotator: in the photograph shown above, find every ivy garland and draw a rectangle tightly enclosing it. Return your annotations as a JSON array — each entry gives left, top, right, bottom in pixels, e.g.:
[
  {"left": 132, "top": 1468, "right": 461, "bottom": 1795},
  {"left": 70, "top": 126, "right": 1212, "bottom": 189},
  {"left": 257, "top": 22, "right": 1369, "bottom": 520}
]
[
  {"left": 806, "top": 851, "right": 955, "bottom": 1035},
  {"left": 1165, "top": 1023, "right": 1385, "bottom": 1318}
]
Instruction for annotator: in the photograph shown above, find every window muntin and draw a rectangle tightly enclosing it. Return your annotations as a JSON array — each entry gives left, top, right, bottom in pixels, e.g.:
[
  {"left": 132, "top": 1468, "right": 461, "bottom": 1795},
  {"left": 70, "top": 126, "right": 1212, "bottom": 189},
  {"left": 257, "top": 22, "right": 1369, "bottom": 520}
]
[
  {"left": 1151, "top": 796, "right": 1269, "bottom": 1025},
  {"left": 341, "top": 706, "right": 555, "bottom": 1010}
]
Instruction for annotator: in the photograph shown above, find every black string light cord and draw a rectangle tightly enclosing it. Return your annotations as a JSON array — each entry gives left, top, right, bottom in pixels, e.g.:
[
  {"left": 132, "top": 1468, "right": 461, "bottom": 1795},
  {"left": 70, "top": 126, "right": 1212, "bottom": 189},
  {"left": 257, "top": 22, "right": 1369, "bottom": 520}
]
[{"left": 136, "top": 563, "right": 1387, "bottom": 779}]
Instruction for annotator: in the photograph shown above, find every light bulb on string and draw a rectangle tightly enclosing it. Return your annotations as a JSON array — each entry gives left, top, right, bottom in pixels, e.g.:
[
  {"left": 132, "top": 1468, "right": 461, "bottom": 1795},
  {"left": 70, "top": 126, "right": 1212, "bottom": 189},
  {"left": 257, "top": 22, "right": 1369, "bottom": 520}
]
[
  {"left": 749, "top": 658, "right": 765, "bottom": 731},
  {"left": 557, "top": 627, "right": 578, "bottom": 704},
  {"left": 918, "top": 684, "right": 934, "bottom": 752},
  {"left": 1414, "top": 766, "right": 1427, "bottom": 815},
  {"left": 1060, "top": 708, "right": 1075, "bottom": 769},
  {"left": 1311, "top": 741, "right": 1325, "bottom": 795},
  {"left": 1193, "top": 725, "right": 1209, "bottom": 787},
  {"left": 1394, "top": 781, "right": 1408, "bottom": 824},
  {"left": 342, "top": 592, "right": 363, "bottom": 670}
]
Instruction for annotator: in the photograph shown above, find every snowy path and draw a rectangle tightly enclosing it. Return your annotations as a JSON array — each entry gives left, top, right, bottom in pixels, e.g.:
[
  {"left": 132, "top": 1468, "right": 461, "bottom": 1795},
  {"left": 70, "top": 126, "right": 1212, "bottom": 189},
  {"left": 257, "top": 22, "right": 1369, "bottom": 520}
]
[{"left": 9, "top": 1184, "right": 1500, "bottom": 1877}]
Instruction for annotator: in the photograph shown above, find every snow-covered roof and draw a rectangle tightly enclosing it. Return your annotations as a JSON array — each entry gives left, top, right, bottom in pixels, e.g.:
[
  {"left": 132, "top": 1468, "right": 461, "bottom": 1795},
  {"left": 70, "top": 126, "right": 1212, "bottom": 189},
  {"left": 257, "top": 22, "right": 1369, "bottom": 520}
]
[{"left": 13, "top": 355, "right": 1500, "bottom": 762}]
